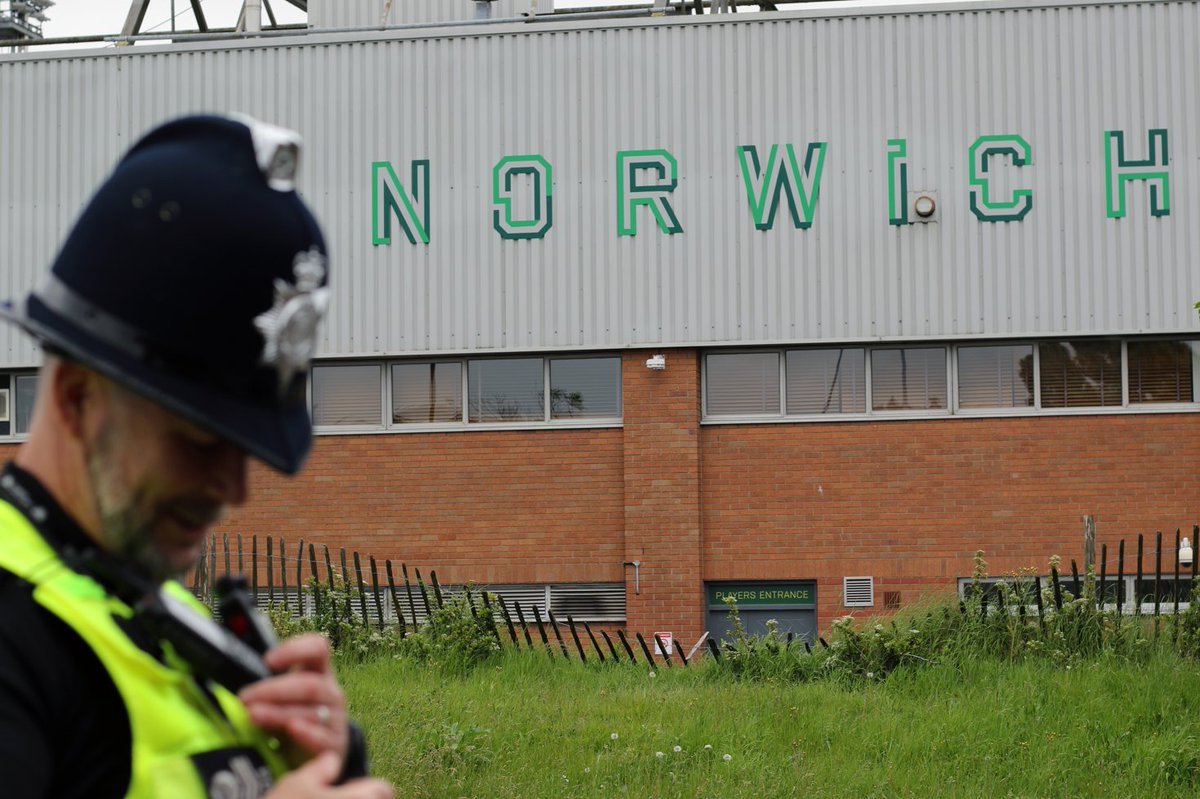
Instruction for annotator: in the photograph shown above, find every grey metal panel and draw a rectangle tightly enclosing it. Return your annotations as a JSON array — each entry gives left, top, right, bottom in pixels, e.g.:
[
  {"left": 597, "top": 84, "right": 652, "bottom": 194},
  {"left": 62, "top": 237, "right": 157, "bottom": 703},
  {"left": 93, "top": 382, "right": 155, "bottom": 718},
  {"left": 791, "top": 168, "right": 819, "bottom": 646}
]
[{"left": 0, "top": 1, "right": 1198, "bottom": 367}]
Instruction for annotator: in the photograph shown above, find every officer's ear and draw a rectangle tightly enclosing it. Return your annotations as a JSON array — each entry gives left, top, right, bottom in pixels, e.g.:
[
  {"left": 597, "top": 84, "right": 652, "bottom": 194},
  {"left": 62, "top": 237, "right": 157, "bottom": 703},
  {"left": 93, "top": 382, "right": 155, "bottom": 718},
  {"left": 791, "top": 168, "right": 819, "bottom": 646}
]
[{"left": 50, "top": 358, "right": 104, "bottom": 440}]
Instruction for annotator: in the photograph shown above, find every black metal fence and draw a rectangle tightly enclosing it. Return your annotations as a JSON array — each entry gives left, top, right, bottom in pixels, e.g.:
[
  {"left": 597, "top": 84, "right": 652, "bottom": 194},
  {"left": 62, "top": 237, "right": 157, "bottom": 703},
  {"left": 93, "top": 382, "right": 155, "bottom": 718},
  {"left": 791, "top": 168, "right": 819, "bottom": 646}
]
[{"left": 193, "top": 533, "right": 706, "bottom": 668}]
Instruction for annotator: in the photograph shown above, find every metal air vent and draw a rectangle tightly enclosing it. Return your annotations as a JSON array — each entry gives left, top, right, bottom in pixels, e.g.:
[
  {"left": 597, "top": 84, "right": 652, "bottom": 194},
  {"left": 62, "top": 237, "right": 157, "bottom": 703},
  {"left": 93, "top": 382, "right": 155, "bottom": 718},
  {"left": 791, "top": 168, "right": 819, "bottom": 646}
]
[{"left": 843, "top": 576, "right": 874, "bottom": 607}]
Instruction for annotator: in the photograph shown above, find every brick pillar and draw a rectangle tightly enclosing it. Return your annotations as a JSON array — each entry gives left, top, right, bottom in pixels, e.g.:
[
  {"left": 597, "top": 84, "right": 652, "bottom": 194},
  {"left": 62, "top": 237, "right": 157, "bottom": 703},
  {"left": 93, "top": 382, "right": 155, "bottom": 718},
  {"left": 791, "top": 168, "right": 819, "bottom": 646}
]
[{"left": 622, "top": 348, "right": 703, "bottom": 645}]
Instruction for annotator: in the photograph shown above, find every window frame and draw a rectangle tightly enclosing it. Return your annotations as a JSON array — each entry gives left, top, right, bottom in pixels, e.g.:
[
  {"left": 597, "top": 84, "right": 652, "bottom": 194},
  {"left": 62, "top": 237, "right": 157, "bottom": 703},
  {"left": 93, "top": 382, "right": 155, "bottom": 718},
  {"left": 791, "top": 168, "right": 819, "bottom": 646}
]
[
  {"left": 0, "top": 370, "right": 39, "bottom": 441},
  {"left": 312, "top": 353, "right": 623, "bottom": 435},
  {"left": 702, "top": 335, "right": 1200, "bottom": 425}
]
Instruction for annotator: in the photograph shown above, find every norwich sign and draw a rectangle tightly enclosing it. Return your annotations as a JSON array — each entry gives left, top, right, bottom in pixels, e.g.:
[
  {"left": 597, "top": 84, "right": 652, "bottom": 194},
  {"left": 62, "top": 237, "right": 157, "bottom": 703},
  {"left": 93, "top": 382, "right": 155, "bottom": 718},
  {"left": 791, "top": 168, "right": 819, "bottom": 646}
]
[{"left": 372, "top": 129, "right": 1171, "bottom": 246}]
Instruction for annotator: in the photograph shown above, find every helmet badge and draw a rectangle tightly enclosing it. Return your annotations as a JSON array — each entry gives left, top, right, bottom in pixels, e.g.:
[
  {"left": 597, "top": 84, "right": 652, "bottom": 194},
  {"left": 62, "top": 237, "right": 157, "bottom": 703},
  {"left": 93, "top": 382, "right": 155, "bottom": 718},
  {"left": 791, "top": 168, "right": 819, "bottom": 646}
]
[{"left": 254, "top": 247, "right": 330, "bottom": 392}]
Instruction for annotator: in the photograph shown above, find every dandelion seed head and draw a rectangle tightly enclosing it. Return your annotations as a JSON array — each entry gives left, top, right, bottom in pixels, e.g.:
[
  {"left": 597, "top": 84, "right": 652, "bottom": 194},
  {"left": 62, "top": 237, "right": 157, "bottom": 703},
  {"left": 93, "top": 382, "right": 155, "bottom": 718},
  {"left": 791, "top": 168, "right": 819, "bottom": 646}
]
[
  {"left": 704, "top": 744, "right": 713, "bottom": 751},
  {"left": 611, "top": 732, "right": 619, "bottom": 740},
  {"left": 649, "top": 671, "right": 656, "bottom": 677},
  {"left": 723, "top": 753, "right": 733, "bottom": 762},
  {"left": 655, "top": 751, "right": 665, "bottom": 759},
  {"left": 673, "top": 745, "right": 682, "bottom": 753}
]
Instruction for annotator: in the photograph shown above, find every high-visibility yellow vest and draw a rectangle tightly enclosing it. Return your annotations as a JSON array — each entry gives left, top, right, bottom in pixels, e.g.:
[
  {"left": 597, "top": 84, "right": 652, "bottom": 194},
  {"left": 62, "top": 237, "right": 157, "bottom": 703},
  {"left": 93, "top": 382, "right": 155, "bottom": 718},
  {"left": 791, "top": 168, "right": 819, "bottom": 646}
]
[{"left": 0, "top": 501, "right": 288, "bottom": 798}]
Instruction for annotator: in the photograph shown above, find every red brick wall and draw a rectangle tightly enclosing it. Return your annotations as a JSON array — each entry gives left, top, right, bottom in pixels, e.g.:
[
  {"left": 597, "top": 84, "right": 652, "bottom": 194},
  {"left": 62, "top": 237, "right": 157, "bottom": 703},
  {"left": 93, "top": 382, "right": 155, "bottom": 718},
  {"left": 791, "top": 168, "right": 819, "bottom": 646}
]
[
  {"left": 622, "top": 349, "right": 704, "bottom": 641},
  {"left": 8, "top": 353, "right": 1200, "bottom": 641},
  {"left": 702, "top": 412, "right": 1200, "bottom": 627},
  {"left": 225, "top": 427, "right": 625, "bottom": 586}
]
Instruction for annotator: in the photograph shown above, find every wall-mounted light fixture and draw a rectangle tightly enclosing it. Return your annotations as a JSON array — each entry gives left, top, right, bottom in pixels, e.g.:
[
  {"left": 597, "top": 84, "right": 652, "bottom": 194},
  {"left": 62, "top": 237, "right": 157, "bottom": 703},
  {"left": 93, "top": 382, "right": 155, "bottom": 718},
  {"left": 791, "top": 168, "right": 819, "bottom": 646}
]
[
  {"left": 908, "top": 190, "right": 939, "bottom": 223},
  {"left": 645, "top": 354, "right": 666, "bottom": 370},
  {"left": 1181, "top": 537, "right": 1193, "bottom": 568}
]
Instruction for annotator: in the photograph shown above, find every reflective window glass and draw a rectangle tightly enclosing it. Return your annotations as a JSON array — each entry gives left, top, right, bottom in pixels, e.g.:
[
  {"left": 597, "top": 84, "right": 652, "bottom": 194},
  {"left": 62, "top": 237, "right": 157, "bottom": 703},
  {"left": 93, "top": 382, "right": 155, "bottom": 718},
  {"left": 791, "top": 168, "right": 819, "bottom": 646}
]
[
  {"left": 1128, "top": 340, "right": 1196, "bottom": 404},
  {"left": 957, "top": 345, "right": 1034, "bottom": 409},
  {"left": 468, "top": 359, "right": 544, "bottom": 422},
  {"left": 871, "top": 348, "right": 947, "bottom": 411},
  {"left": 312, "top": 364, "right": 382, "bottom": 426},
  {"left": 550, "top": 357, "right": 621, "bottom": 419},
  {"left": 1039, "top": 341, "right": 1121, "bottom": 408},
  {"left": 786, "top": 348, "right": 865, "bottom": 414},
  {"left": 705, "top": 352, "right": 780, "bottom": 415},
  {"left": 392, "top": 362, "right": 462, "bottom": 423}
]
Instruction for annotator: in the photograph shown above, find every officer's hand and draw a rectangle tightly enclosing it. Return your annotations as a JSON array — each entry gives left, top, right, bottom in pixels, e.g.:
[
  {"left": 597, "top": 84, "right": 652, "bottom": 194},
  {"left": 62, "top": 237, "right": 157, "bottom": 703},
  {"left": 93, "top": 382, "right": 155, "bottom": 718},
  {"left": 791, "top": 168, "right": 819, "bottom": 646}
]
[
  {"left": 239, "top": 634, "right": 350, "bottom": 767},
  {"left": 265, "top": 752, "right": 393, "bottom": 798}
]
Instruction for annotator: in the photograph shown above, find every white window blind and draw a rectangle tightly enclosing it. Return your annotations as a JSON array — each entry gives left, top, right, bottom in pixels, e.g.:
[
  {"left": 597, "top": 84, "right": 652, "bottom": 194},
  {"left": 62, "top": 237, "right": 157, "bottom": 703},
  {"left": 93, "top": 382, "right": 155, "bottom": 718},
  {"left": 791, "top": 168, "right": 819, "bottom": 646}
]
[
  {"left": 786, "top": 348, "right": 865, "bottom": 414},
  {"left": 391, "top": 362, "right": 462, "bottom": 423},
  {"left": 871, "top": 348, "right": 947, "bottom": 410},
  {"left": 706, "top": 352, "right": 780, "bottom": 415},
  {"left": 957, "top": 345, "right": 1033, "bottom": 409},
  {"left": 1128, "top": 340, "right": 1196, "bottom": 404},
  {"left": 13, "top": 374, "right": 36, "bottom": 434},
  {"left": 312, "top": 364, "right": 381, "bottom": 426},
  {"left": 1039, "top": 341, "right": 1121, "bottom": 408}
]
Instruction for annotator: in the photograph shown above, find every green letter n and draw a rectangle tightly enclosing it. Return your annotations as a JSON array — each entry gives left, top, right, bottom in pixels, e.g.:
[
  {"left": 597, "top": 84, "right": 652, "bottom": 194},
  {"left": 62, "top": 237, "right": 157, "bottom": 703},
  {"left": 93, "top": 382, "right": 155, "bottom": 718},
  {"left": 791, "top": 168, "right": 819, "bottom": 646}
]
[
  {"left": 1105, "top": 129, "right": 1170, "bottom": 218},
  {"left": 372, "top": 160, "right": 430, "bottom": 245}
]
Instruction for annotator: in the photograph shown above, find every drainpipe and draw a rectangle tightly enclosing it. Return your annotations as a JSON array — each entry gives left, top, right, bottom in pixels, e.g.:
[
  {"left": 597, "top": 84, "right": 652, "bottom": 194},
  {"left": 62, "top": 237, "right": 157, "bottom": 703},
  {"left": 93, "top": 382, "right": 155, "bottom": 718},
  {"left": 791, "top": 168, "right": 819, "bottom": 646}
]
[{"left": 475, "top": 0, "right": 495, "bottom": 20}]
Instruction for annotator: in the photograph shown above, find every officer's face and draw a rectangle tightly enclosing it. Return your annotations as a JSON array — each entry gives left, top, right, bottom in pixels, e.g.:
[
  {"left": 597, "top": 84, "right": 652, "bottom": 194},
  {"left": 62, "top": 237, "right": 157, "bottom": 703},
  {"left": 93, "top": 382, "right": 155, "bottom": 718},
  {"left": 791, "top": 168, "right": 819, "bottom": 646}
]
[{"left": 84, "top": 378, "right": 248, "bottom": 582}]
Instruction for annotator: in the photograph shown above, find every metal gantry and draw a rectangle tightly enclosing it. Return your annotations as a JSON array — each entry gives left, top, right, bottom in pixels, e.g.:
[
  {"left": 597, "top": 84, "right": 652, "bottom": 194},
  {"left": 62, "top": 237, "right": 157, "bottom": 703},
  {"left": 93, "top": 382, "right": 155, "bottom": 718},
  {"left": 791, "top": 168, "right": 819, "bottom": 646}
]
[{"left": 121, "top": 0, "right": 310, "bottom": 37}]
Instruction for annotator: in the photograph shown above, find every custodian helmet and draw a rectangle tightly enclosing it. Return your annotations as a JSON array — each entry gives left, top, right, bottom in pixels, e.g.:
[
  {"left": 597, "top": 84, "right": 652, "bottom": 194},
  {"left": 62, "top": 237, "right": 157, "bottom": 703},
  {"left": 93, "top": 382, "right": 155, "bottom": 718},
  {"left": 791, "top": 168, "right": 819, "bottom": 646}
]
[{"left": 0, "top": 114, "right": 328, "bottom": 474}]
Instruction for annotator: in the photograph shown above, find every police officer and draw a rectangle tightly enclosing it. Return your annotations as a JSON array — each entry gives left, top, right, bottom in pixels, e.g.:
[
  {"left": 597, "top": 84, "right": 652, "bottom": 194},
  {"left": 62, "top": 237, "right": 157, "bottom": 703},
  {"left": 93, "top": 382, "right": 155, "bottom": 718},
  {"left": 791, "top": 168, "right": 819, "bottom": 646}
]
[{"left": 0, "top": 115, "right": 394, "bottom": 798}]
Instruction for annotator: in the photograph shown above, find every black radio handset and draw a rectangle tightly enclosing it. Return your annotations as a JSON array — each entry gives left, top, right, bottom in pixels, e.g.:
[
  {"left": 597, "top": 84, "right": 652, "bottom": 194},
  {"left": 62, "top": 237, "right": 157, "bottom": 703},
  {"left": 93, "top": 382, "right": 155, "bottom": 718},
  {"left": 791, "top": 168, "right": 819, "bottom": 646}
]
[
  {"left": 215, "top": 575, "right": 279, "bottom": 654},
  {"left": 76, "top": 547, "right": 273, "bottom": 693}
]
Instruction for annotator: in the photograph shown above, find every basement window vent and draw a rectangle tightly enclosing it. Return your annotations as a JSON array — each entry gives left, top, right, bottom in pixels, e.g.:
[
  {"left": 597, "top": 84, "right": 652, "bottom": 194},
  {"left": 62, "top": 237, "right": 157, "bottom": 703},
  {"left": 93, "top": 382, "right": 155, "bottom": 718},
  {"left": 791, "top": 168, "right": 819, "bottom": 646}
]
[{"left": 843, "top": 576, "right": 875, "bottom": 607}]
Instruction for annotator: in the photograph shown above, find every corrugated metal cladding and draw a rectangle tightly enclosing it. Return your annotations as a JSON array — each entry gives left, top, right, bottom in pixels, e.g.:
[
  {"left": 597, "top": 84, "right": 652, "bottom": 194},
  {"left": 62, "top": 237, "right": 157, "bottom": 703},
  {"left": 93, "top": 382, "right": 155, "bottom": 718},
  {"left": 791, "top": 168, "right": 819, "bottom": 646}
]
[
  {"left": 0, "top": 1, "right": 1198, "bottom": 366},
  {"left": 309, "top": 0, "right": 542, "bottom": 28}
]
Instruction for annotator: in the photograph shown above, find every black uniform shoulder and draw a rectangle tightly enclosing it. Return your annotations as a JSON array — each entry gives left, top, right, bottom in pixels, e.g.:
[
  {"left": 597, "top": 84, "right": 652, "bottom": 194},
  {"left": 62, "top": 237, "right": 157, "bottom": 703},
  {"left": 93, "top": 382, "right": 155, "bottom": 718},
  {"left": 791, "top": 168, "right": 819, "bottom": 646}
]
[{"left": 0, "top": 566, "right": 131, "bottom": 799}]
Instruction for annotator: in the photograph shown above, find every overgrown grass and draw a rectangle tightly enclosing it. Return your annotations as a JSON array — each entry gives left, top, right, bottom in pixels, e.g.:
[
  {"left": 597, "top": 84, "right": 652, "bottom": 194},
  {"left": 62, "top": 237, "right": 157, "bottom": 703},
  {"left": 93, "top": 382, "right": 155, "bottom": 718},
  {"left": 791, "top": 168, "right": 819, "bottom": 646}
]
[
  {"left": 340, "top": 649, "right": 1200, "bottom": 798},
  {"left": 272, "top": 555, "right": 1200, "bottom": 795}
]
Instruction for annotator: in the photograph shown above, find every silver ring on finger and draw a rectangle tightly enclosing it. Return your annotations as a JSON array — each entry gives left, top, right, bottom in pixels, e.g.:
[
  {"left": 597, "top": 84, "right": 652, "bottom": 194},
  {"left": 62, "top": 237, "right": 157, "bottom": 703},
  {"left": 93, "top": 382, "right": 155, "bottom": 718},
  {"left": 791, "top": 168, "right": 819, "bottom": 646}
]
[{"left": 315, "top": 704, "right": 331, "bottom": 727}]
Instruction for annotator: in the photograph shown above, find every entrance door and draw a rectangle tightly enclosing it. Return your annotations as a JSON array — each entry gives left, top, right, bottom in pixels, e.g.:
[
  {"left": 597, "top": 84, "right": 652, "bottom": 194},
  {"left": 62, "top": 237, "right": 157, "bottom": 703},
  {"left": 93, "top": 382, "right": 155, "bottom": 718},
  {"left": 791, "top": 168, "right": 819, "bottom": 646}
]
[{"left": 705, "top": 581, "right": 817, "bottom": 645}]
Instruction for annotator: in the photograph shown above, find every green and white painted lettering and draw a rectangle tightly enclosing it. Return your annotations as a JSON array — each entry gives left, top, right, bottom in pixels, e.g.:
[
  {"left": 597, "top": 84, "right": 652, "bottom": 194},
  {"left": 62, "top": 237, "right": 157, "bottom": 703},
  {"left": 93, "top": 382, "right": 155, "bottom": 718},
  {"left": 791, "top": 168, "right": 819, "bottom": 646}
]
[
  {"left": 968, "top": 135, "right": 1033, "bottom": 222},
  {"left": 1104, "top": 129, "right": 1170, "bottom": 218},
  {"left": 492, "top": 155, "right": 553, "bottom": 240},
  {"left": 736, "top": 142, "right": 828, "bottom": 231},
  {"left": 616, "top": 149, "right": 683, "bottom": 236},
  {"left": 372, "top": 160, "right": 430, "bottom": 245},
  {"left": 887, "top": 139, "right": 908, "bottom": 226}
]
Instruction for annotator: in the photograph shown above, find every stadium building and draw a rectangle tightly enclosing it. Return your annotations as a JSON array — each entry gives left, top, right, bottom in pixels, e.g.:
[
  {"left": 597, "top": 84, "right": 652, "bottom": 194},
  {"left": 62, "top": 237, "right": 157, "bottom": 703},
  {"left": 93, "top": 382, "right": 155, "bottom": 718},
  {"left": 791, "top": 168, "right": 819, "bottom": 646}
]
[{"left": 1, "top": 0, "right": 1198, "bottom": 645}]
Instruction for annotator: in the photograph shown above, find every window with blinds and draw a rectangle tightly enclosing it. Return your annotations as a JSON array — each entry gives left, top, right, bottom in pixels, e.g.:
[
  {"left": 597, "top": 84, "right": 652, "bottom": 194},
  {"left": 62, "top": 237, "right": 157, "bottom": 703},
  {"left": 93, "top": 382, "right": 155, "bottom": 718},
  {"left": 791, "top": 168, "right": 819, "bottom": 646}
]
[
  {"left": 705, "top": 352, "right": 780, "bottom": 415},
  {"left": 870, "top": 348, "right": 947, "bottom": 411},
  {"left": 1129, "top": 340, "right": 1196, "bottom": 404},
  {"left": 550, "top": 357, "right": 621, "bottom": 419},
  {"left": 468, "top": 358, "right": 544, "bottom": 422},
  {"left": 391, "top": 362, "right": 462, "bottom": 423},
  {"left": 786, "top": 348, "right": 865, "bottom": 414},
  {"left": 13, "top": 374, "right": 37, "bottom": 434},
  {"left": 312, "top": 364, "right": 382, "bottom": 426},
  {"left": 957, "top": 345, "right": 1034, "bottom": 409},
  {"left": 1039, "top": 340, "right": 1121, "bottom": 408}
]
